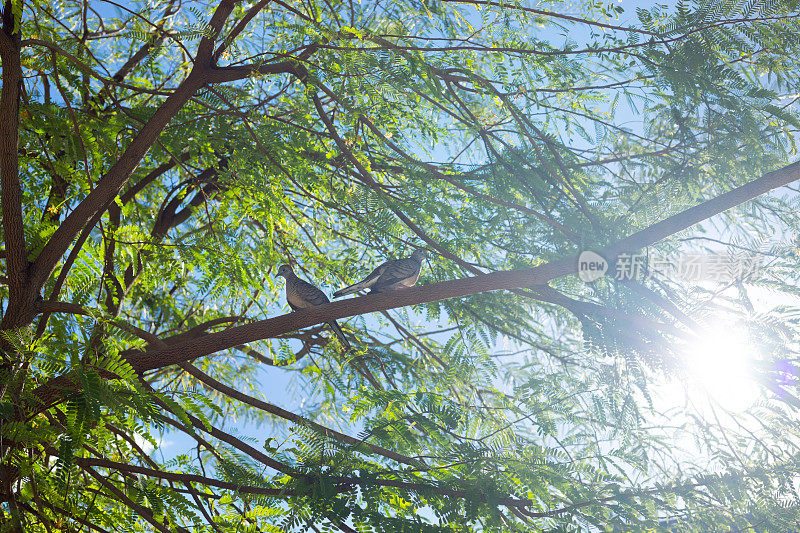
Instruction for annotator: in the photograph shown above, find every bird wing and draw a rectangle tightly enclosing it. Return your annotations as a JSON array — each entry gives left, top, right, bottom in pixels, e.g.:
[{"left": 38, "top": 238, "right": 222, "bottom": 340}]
[
  {"left": 287, "top": 277, "right": 330, "bottom": 309},
  {"left": 371, "top": 258, "right": 421, "bottom": 292},
  {"left": 359, "top": 260, "right": 391, "bottom": 286},
  {"left": 285, "top": 275, "right": 353, "bottom": 356},
  {"left": 297, "top": 278, "right": 330, "bottom": 305},
  {"left": 333, "top": 260, "right": 391, "bottom": 297}
]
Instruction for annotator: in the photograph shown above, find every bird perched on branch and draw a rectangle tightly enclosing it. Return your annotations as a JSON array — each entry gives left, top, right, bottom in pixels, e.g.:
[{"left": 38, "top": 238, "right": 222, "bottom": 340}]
[
  {"left": 276, "top": 264, "right": 350, "bottom": 351},
  {"left": 333, "top": 249, "right": 428, "bottom": 298},
  {"left": 276, "top": 264, "right": 384, "bottom": 389}
]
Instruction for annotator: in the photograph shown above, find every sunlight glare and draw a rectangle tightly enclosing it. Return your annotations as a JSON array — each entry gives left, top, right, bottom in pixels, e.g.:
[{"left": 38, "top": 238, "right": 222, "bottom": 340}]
[{"left": 683, "top": 322, "right": 760, "bottom": 411}]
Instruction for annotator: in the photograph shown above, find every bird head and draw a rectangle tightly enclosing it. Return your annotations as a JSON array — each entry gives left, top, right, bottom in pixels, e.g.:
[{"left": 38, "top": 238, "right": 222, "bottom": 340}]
[
  {"left": 411, "top": 249, "right": 428, "bottom": 262},
  {"left": 276, "top": 264, "right": 294, "bottom": 278}
]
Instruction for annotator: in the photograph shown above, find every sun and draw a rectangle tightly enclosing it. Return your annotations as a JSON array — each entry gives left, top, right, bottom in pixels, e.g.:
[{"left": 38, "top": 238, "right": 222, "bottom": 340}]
[{"left": 682, "top": 321, "right": 760, "bottom": 411}]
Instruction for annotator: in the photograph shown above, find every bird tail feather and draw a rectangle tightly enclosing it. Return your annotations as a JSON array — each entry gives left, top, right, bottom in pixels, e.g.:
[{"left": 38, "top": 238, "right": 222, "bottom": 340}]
[
  {"left": 332, "top": 282, "right": 367, "bottom": 298},
  {"left": 327, "top": 320, "right": 351, "bottom": 351}
]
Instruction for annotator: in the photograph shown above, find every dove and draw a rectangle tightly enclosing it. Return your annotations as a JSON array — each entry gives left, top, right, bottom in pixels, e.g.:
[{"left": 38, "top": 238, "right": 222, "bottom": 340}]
[
  {"left": 276, "top": 264, "right": 350, "bottom": 350},
  {"left": 333, "top": 249, "right": 428, "bottom": 298}
]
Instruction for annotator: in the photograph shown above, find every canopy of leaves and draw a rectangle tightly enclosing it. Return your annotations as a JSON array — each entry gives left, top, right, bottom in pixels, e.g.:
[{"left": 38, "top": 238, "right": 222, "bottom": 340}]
[{"left": 2, "top": 0, "right": 800, "bottom": 531}]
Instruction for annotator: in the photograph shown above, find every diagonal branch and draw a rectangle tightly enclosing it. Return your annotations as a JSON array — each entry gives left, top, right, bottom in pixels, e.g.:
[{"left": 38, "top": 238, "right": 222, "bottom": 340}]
[
  {"left": 125, "top": 159, "right": 800, "bottom": 373},
  {"left": 23, "top": 1, "right": 240, "bottom": 325},
  {"left": 82, "top": 465, "right": 181, "bottom": 533},
  {"left": 206, "top": 47, "right": 319, "bottom": 84},
  {"left": 76, "top": 456, "right": 289, "bottom": 497},
  {"left": 147, "top": 388, "right": 298, "bottom": 476},
  {"left": 181, "top": 362, "right": 425, "bottom": 467},
  {"left": 28, "top": 75, "right": 203, "bottom": 300},
  {"left": 213, "top": 0, "right": 273, "bottom": 62}
]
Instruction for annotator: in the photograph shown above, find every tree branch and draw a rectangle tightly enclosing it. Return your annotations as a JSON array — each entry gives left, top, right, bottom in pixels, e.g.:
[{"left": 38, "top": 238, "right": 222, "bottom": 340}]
[
  {"left": 181, "top": 362, "right": 425, "bottom": 467},
  {"left": 207, "top": 40, "right": 319, "bottom": 83},
  {"left": 82, "top": 465, "right": 181, "bottom": 533},
  {"left": 23, "top": 3, "right": 240, "bottom": 325},
  {"left": 0, "top": 0, "right": 28, "bottom": 326},
  {"left": 213, "top": 0, "right": 273, "bottom": 62},
  {"left": 76, "top": 456, "right": 288, "bottom": 497},
  {"left": 145, "top": 384, "right": 299, "bottom": 477},
  {"left": 28, "top": 79, "right": 206, "bottom": 306},
  {"left": 125, "top": 159, "right": 800, "bottom": 373}
]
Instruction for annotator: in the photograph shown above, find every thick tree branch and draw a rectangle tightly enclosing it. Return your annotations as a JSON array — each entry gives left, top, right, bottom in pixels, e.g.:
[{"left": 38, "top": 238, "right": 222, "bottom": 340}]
[
  {"left": 126, "top": 159, "right": 800, "bottom": 373},
  {"left": 21, "top": 2, "right": 239, "bottom": 326},
  {"left": 0, "top": 0, "right": 28, "bottom": 325},
  {"left": 195, "top": 0, "right": 238, "bottom": 63},
  {"left": 206, "top": 57, "right": 310, "bottom": 84},
  {"left": 28, "top": 77, "right": 204, "bottom": 306},
  {"left": 208, "top": 39, "right": 319, "bottom": 83},
  {"left": 313, "top": 85, "right": 678, "bottom": 338},
  {"left": 213, "top": 0, "right": 273, "bottom": 62}
]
